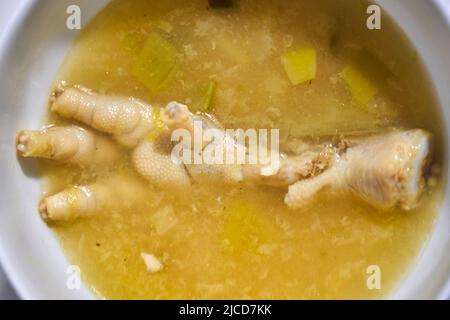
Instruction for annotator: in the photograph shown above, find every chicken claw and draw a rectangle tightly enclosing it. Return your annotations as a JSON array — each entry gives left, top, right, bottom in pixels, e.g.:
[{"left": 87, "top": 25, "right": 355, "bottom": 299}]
[{"left": 16, "top": 126, "right": 120, "bottom": 166}]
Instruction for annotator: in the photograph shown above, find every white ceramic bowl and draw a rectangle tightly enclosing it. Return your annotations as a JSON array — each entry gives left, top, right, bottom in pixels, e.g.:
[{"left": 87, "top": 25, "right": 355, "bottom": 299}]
[{"left": 0, "top": 0, "right": 449, "bottom": 299}]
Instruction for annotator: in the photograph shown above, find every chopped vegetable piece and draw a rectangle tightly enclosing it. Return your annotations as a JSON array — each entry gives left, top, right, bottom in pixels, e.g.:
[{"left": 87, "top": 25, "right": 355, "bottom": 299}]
[
  {"left": 222, "top": 200, "right": 280, "bottom": 255},
  {"left": 132, "top": 32, "right": 177, "bottom": 94},
  {"left": 289, "top": 104, "right": 384, "bottom": 138},
  {"left": 141, "top": 252, "right": 163, "bottom": 273},
  {"left": 208, "top": 0, "right": 233, "bottom": 9},
  {"left": 147, "top": 108, "right": 167, "bottom": 142},
  {"left": 149, "top": 205, "right": 177, "bottom": 235},
  {"left": 281, "top": 47, "right": 317, "bottom": 85},
  {"left": 190, "top": 80, "right": 217, "bottom": 112},
  {"left": 340, "top": 65, "right": 378, "bottom": 108}
]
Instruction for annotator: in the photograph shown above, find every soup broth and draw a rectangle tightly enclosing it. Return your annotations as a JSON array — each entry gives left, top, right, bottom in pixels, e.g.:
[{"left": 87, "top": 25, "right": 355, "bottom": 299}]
[{"left": 40, "top": 0, "right": 444, "bottom": 299}]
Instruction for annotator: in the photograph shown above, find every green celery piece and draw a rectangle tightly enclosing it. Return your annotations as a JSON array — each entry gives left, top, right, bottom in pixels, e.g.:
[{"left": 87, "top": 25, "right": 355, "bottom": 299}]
[
  {"left": 132, "top": 32, "right": 177, "bottom": 94},
  {"left": 281, "top": 47, "right": 317, "bottom": 85},
  {"left": 190, "top": 80, "right": 217, "bottom": 112},
  {"left": 340, "top": 64, "right": 378, "bottom": 108}
]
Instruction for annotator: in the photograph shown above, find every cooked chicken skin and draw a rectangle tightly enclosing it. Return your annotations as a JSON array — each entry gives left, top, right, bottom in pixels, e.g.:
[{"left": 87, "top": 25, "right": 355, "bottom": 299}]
[
  {"left": 17, "top": 85, "right": 433, "bottom": 221},
  {"left": 285, "top": 129, "right": 431, "bottom": 210},
  {"left": 16, "top": 126, "right": 120, "bottom": 166},
  {"left": 161, "top": 101, "right": 335, "bottom": 186},
  {"left": 132, "top": 139, "right": 191, "bottom": 188}
]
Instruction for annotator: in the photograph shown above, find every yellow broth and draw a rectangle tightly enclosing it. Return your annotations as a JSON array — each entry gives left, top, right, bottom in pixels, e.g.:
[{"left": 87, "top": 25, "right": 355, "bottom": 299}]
[{"left": 40, "top": 0, "right": 444, "bottom": 299}]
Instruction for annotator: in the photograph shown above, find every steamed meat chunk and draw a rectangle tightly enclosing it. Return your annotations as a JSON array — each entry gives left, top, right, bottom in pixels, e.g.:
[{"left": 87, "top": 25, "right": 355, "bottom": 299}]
[
  {"left": 343, "top": 129, "right": 431, "bottom": 210},
  {"left": 286, "top": 130, "right": 431, "bottom": 210}
]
